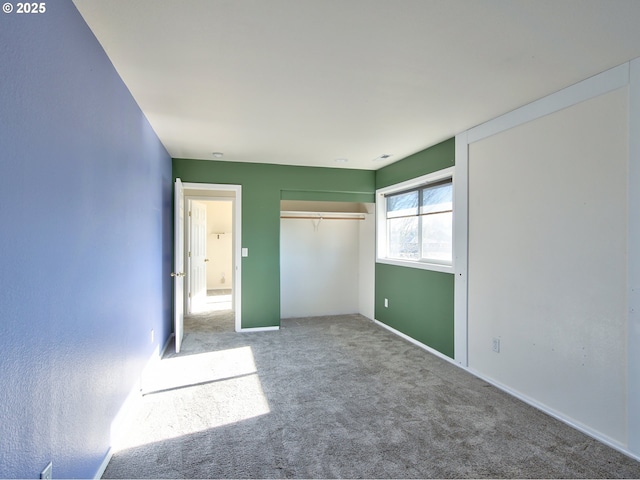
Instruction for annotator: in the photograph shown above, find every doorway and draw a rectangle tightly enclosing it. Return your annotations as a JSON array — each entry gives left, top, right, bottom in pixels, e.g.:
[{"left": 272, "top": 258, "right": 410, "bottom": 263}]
[
  {"left": 175, "top": 182, "right": 242, "bottom": 345},
  {"left": 186, "top": 198, "right": 234, "bottom": 314}
]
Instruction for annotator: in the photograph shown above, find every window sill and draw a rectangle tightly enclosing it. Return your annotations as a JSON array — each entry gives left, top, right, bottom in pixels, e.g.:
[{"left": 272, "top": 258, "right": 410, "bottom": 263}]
[{"left": 376, "top": 257, "right": 454, "bottom": 274}]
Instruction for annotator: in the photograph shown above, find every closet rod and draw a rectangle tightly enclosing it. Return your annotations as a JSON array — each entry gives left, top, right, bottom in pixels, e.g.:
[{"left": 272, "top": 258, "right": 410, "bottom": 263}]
[{"left": 280, "top": 215, "right": 365, "bottom": 220}]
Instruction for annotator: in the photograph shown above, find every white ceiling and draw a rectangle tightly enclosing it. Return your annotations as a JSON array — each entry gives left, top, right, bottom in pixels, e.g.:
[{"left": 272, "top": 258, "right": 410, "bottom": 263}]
[{"left": 73, "top": 0, "right": 640, "bottom": 170}]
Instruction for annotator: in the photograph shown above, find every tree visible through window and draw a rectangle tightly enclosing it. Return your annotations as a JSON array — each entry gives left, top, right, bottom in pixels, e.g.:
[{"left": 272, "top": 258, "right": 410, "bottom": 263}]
[{"left": 386, "top": 179, "right": 452, "bottom": 265}]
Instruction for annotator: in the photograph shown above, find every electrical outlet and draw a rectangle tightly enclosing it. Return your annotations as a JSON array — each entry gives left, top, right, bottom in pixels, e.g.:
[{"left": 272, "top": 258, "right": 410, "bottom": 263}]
[
  {"left": 492, "top": 337, "right": 500, "bottom": 353},
  {"left": 384, "top": 298, "right": 388, "bottom": 308},
  {"left": 150, "top": 329, "right": 154, "bottom": 343},
  {"left": 40, "top": 462, "right": 52, "bottom": 480}
]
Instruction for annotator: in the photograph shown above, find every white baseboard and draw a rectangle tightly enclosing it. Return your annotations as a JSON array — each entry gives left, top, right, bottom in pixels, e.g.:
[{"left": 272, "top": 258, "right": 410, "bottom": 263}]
[
  {"left": 161, "top": 333, "right": 174, "bottom": 357},
  {"left": 374, "top": 319, "right": 458, "bottom": 366},
  {"left": 109, "top": 380, "right": 144, "bottom": 450},
  {"left": 97, "top": 335, "right": 175, "bottom": 478},
  {"left": 373, "top": 318, "right": 640, "bottom": 463},
  {"left": 98, "top": 382, "right": 142, "bottom": 478},
  {"left": 94, "top": 447, "right": 113, "bottom": 480},
  {"left": 465, "top": 367, "right": 640, "bottom": 463},
  {"left": 238, "top": 326, "right": 279, "bottom": 332}
]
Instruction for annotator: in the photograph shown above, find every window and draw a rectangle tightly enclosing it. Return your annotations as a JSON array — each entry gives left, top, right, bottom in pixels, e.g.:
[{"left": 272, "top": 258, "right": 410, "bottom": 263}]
[{"left": 377, "top": 168, "right": 453, "bottom": 273}]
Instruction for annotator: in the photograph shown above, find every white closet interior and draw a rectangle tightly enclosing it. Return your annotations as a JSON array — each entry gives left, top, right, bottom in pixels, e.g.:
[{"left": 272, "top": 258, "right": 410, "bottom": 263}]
[{"left": 280, "top": 200, "right": 375, "bottom": 319}]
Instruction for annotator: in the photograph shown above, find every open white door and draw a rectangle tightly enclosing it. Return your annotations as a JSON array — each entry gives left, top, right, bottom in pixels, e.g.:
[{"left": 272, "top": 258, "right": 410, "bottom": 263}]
[
  {"left": 172, "top": 178, "right": 185, "bottom": 353},
  {"left": 189, "top": 200, "right": 208, "bottom": 313}
]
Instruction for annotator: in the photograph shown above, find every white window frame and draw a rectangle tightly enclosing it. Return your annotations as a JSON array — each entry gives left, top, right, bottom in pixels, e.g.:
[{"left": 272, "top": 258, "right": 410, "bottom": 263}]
[{"left": 376, "top": 167, "right": 455, "bottom": 274}]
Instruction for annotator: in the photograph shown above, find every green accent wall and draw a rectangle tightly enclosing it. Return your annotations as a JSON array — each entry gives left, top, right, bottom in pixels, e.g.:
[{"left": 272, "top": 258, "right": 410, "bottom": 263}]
[
  {"left": 173, "top": 159, "right": 375, "bottom": 329},
  {"left": 375, "top": 264, "right": 454, "bottom": 357},
  {"left": 174, "top": 138, "right": 454, "bottom": 355},
  {"left": 376, "top": 138, "right": 455, "bottom": 189},
  {"left": 374, "top": 138, "right": 456, "bottom": 358},
  {"left": 281, "top": 190, "right": 374, "bottom": 203}
]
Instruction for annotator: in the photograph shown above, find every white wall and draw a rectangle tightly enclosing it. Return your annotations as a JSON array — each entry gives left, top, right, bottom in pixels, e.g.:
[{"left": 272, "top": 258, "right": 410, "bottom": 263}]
[
  {"left": 467, "top": 87, "right": 628, "bottom": 444},
  {"left": 280, "top": 216, "right": 361, "bottom": 318},
  {"left": 205, "top": 201, "right": 233, "bottom": 290}
]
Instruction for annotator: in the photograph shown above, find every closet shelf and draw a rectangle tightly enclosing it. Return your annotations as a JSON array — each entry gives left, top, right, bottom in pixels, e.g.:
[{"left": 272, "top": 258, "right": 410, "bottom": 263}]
[{"left": 280, "top": 211, "right": 366, "bottom": 220}]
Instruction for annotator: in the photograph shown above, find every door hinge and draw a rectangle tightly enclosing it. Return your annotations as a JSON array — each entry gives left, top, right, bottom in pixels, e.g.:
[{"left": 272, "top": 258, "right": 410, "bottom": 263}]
[
  {"left": 188, "top": 251, "right": 191, "bottom": 257},
  {"left": 189, "top": 210, "right": 192, "bottom": 217},
  {"left": 188, "top": 292, "right": 191, "bottom": 298}
]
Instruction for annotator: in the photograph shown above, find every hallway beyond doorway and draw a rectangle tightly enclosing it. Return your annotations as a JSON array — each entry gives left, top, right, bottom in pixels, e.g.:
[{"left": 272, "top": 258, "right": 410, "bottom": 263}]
[
  {"left": 188, "top": 289, "right": 232, "bottom": 314},
  {"left": 184, "top": 299, "right": 235, "bottom": 335}
]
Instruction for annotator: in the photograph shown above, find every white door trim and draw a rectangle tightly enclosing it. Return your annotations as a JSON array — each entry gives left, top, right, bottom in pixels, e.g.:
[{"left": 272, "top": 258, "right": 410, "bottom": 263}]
[
  {"left": 453, "top": 132, "right": 469, "bottom": 367},
  {"left": 182, "top": 183, "right": 242, "bottom": 332},
  {"left": 628, "top": 57, "right": 640, "bottom": 456}
]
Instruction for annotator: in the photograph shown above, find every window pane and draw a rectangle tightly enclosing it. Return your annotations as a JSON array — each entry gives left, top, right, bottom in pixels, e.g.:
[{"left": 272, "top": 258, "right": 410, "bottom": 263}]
[
  {"left": 387, "top": 190, "right": 418, "bottom": 218},
  {"left": 421, "top": 211, "right": 452, "bottom": 264},
  {"left": 388, "top": 216, "right": 419, "bottom": 260},
  {"left": 421, "top": 182, "right": 452, "bottom": 214}
]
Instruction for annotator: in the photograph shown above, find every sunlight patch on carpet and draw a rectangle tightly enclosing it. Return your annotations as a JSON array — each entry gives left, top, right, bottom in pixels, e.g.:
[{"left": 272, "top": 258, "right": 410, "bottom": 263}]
[
  {"left": 115, "top": 346, "right": 271, "bottom": 451},
  {"left": 142, "top": 346, "right": 257, "bottom": 394}
]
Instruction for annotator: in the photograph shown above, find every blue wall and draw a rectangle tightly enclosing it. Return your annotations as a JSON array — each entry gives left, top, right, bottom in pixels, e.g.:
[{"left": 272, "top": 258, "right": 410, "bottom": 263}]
[{"left": 0, "top": 2, "right": 172, "bottom": 478}]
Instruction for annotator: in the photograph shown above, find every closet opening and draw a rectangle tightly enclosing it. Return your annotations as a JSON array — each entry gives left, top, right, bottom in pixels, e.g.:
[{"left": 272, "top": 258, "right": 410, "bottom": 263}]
[{"left": 279, "top": 200, "right": 375, "bottom": 320}]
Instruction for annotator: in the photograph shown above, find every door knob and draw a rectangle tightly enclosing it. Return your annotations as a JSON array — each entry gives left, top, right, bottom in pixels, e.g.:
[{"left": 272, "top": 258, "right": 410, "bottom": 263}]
[
  {"left": 170, "top": 272, "right": 185, "bottom": 277},
  {"left": 204, "top": 258, "right": 209, "bottom": 262}
]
